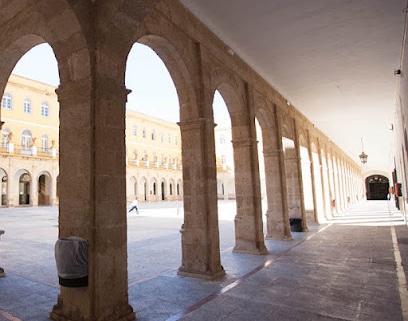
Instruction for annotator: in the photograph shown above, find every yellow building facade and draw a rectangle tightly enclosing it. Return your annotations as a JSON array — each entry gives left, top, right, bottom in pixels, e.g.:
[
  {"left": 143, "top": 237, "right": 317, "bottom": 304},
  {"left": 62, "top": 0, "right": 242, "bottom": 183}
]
[{"left": 0, "top": 74, "right": 183, "bottom": 206}]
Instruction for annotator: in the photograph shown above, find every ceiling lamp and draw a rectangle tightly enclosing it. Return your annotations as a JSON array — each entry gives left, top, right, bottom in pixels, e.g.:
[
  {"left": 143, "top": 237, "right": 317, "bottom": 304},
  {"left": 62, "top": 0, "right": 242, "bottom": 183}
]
[{"left": 359, "top": 138, "right": 368, "bottom": 164}]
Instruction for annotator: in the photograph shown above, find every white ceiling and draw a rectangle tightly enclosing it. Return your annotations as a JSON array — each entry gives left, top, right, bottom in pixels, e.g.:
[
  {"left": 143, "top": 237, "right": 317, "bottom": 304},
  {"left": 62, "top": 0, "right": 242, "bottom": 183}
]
[{"left": 180, "top": 0, "right": 407, "bottom": 174}]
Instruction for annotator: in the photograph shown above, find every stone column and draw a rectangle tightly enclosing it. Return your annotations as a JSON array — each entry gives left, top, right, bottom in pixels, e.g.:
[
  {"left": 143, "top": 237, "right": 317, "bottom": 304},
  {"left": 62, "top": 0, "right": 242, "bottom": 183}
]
[
  {"left": 231, "top": 84, "right": 267, "bottom": 255},
  {"left": 333, "top": 155, "right": 342, "bottom": 213},
  {"left": 330, "top": 152, "right": 339, "bottom": 214},
  {"left": 232, "top": 137, "right": 268, "bottom": 254},
  {"left": 51, "top": 172, "right": 58, "bottom": 206},
  {"left": 177, "top": 118, "right": 225, "bottom": 280},
  {"left": 8, "top": 166, "right": 17, "bottom": 206},
  {"left": 30, "top": 170, "right": 38, "bottom": 206},
  {"left": 320, "top": 146, "right": 332, "bottom": 219},
  {"left": 305, "top": 129, "right": 318, "bottom": 224},
  {"left": 264, "top": 105, "right": 291, "bottom": 240},
  {"left": 50, "top": 79, "right": 134, "bottom": 321},
  {"left": 293, "top": 120, "right": 308, "bottom": 231}
]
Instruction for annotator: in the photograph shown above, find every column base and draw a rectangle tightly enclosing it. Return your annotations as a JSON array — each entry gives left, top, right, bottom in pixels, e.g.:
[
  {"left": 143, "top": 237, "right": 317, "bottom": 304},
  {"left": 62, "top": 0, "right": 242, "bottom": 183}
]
[
  {"left": 50, "top": 301, "right": 135, "bottom": 321},
  {"left": 265, "top": 233, "right": 293, "bottom": 241},
  {"left": 177, "top": 266, "right": 225, "bottom": 280},
  {"left": 233, "top": 245, "right": 268, "bottom": 255}
]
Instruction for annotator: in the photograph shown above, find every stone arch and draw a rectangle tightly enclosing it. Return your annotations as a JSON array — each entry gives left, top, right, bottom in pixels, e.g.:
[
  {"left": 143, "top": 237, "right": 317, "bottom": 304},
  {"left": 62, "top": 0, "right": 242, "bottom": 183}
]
[
  {"left": 0, "top": 168, "right": 8, "bottom": 206},
  {"left": 15, "top": 169, "right": 32, "bottom": 205},
  {"left": 130, "top": 33, "right": 199, "bottom": 122},
  {"left": 0, "top": 2, "right": 90, "bottom": 92},
  {"left": 176, "top": 178, "right": 183, "bottom": 198},
  {"left": 140, "top": 176, "right": 148, "bottom": 201},
  {"left": 281, "top": 118, "right": 294, "bottom": 141},
  {"left": 37, "top": 170, "right": 52, "bottom": 206},
  {"left": 128, "top": 176, "right": 137, "bottom": 201},
  {"left": 211, "top": 70, "right": 248, "bottom": 132},
  {"left": 169, "top": 178, "right": 175, "bottom": 197},
  {"left": 150, "top": 177, "right": 158, "bottom": 199},
  {"left": 254, "top": 96, "right": 292, "bottom": 240},
  {"left": 160, "top": 177, "right": 168, "bottom": 200},
  {"left": 365, "top": 174, "right": 390, "bottom": 200}
]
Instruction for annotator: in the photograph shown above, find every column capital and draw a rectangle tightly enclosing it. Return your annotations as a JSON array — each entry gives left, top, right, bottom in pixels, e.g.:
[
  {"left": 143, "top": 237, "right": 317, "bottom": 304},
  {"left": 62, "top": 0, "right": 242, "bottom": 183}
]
[
  {"left": 231, "top": 138, "right": 257, "bottom": 148},
  {"left": 263, "top": 149, "right": 281, "bottom": 157},
  {"left": 178, "top": 118, "right": 215, "bottom": 131}
]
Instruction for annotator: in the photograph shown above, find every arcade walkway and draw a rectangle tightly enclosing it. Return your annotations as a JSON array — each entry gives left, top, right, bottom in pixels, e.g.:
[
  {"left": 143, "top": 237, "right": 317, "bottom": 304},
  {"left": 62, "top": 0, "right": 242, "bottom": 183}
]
[{"left": 0, "top": 201, "right": 407, "bottom": 321}]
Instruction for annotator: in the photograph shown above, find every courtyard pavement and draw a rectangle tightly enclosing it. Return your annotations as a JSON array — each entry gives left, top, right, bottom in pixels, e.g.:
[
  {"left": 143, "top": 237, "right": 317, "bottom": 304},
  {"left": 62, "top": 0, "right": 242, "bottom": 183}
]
[{"left": 0, "top": 200, "right": 407, "bottom": 321}]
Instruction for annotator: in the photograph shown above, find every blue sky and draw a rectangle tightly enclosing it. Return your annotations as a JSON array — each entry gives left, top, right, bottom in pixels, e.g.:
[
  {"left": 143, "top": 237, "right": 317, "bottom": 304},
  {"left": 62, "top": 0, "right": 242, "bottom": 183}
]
[{"left": 12, "top": 43, "right": 229, "bottom": 124}]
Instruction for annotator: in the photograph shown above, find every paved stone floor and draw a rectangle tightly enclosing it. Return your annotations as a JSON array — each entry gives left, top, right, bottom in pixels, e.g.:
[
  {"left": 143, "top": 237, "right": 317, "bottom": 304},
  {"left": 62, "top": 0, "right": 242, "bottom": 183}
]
[{"left": 0, "top": 200, "right": 407, "bottom": 320}]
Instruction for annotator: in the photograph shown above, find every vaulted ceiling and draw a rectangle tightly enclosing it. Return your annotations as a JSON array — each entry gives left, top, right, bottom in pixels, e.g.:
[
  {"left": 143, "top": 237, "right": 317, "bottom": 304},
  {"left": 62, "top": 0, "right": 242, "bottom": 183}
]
[{"left": 180, "top": 0, "right": 407, "bottom": 174}]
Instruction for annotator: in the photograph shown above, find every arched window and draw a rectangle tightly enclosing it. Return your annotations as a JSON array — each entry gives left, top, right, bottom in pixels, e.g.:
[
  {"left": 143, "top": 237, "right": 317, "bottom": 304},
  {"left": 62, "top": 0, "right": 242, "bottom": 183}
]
[
  {"left": 24, "top": 99, "right": 31, "bottom": 114},
  {"left": 2, "top": 128, "right": 10, "bottom": 147},
  {"left": 21, "top": 130, "right": 32, "bottom": 150}
]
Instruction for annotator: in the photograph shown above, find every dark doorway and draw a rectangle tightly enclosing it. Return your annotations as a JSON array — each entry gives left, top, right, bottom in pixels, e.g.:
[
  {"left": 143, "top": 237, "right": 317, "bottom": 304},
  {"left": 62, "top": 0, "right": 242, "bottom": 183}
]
[{"left": 366, "top": 175, "right": 389, "bottom": 200}]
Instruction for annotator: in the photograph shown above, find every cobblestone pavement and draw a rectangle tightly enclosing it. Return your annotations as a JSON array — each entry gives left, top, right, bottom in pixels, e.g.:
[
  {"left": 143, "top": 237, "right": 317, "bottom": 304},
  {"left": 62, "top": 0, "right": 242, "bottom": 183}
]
[{"left": 0, "top": 200, "right": 407, "bottom": 321}]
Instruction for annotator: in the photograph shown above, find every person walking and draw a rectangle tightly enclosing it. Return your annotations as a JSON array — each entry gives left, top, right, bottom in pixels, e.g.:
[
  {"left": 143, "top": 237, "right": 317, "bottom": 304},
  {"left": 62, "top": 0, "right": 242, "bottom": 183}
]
[{"left": 129, "top": 198, "right": 139, "bottom": 214}]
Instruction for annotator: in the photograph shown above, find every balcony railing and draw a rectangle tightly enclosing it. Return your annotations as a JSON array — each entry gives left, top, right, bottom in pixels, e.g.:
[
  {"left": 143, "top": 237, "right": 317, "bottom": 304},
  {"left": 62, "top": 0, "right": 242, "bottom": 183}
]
[
  {"left": 127, "top": 158, "right": 182, "bottom": 171},
  {"left": 0, "top": 143, "right": 58, "bottom": 158}
]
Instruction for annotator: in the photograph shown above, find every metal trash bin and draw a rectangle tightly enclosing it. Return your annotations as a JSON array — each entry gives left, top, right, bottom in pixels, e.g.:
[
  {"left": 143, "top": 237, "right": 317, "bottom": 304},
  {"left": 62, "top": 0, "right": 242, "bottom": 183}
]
[
  {"left": 289, "top": 218, "right": 303, "bottom": 232},
  {"left": 55, "top": 236, "right": 88, "bottom": 287}
]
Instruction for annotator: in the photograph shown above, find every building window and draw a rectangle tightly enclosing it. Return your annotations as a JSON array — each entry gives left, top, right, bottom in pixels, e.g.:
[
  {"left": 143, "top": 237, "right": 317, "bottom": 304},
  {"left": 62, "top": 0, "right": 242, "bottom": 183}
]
[
  {"left": 132, "top": 125, "right": 137, "bottom": 136},
  {"left": 168, "top": 134, "right": 171, "bottom": 144},
  {"left": 151, "top": 129, "right": 156, "bottom": 140},
  {"left": 41, "top": 135, "right": 48, "bottom": 152},
  {"left": 21, "top": 130, "right": 32, "bottom": 150},
  {"left": 220, "top": 134, "right": 226, "bottom": 144},
  {"left": 2, "top": 93, "right": 12, "bottom": 110},
  {"left": 2, "top": 129, "right": 10, "bottom": 147},
  {"left": 175, "top": 136, "right": 178, "bottom": 145},
  {"left": 41, "top": 102, "right": 49, "bottom": 117},
  {"left": 142, "top": 128, "right": 147, "bottom": 138},
  {"left": 24, "top": 99, "right": 31, "bottom": 114},
  {"left": 160, "top": 132, "right": 164, "bottom": 142}
]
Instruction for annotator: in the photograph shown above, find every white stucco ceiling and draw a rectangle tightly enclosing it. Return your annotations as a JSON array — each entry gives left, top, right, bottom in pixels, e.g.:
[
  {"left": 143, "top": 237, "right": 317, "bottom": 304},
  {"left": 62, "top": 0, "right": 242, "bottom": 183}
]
[{"left": 180, "top": 0, "right": 407, "bottom": 174}]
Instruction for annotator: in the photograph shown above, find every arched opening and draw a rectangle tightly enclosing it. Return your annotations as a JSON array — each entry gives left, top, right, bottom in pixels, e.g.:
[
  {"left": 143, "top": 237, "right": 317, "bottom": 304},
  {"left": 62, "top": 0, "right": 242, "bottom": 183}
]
[
  {"left": 0, "top": 170, "right": 7, "bottom": 206},
  {"left": 213, "top": 90, "right": 235, "bottom": 202},
  {"left": 125, "top": 42, "right": 182, "bottom": 204},
  {"left": 161, "top": 181, "right": 165, "bottom": 200},
  {"left": 19, "top": 172, "right": 31, "bottom": 205},
  {"left": 283, "top": 136, "right": 302, "bottom": 220},
  {"left": 38, "top": 173, "right": 52, "bottom": 206},
  {"left": 366, "top": 175, "right": 390, "bottom": 200},
  {"left": 2, "top": 42, "right": 59, "bottom": 207},
  {"left": 142, "top": 178, "right": 148, "bottom": 201}
]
